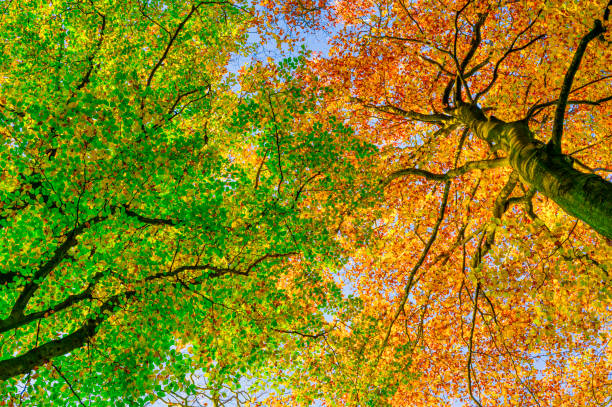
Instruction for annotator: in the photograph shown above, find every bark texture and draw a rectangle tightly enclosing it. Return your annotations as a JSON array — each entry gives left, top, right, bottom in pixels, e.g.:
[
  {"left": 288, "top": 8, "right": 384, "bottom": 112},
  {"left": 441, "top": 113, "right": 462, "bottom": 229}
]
[{"left": 455, "top": 105, "right": 612, "bottom": 239}]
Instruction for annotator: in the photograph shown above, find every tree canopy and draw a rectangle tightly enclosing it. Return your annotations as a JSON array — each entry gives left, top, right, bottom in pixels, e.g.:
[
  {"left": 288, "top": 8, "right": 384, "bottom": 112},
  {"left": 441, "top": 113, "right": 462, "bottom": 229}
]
[{"left": 1, "top": 0, "right": 611, "bottom": 406}]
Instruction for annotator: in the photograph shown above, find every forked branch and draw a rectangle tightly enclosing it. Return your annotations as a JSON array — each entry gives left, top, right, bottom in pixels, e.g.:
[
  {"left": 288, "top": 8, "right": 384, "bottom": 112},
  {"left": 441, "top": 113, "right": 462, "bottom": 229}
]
[
  {"left": 476, "top": 10, "right": 544, "bottom": 100},
  {"left": 386, "top": 157, "right": 508, "bottom": 185},
  {"left": 352, "top": 97, "right": 451, "bottom": 123}
]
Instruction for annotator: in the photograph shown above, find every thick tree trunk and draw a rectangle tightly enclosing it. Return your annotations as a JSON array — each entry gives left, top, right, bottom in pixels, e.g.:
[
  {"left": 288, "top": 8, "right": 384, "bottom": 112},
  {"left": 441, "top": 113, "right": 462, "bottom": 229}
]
[{"left": 455, "top": 105, "right": 612, "bottom": 239}]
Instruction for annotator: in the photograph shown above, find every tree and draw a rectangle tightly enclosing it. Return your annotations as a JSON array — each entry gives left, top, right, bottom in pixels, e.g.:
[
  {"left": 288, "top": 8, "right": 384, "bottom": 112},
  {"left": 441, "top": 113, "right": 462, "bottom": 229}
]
[
  {"left": 259, "top": 0, "right": 612, "bottom": 405},
  {"left": 0, "top": 0, "right": 375, "bottom": 404},
  {"left": 2, "top": 0, "right": 611, "bottom": 406}
]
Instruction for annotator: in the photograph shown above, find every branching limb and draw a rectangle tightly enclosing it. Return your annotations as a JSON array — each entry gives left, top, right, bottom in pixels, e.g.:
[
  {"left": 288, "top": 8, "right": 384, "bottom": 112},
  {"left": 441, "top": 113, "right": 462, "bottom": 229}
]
[
  {"left": 146, "top": 3, "right": 201, "bottom": 88},
  {"left": 138, "top": 4, "right": 171, "bottom": 35},
  {"left": 75, "top": 9, "right": 106, "bottom": 91},
  {"left": 293, "top": 172, "right": 323, "bottom": 209},
  {"left": 266, "top": 91, "right": 285, "bottom": 194},
  {"left": 8, "top": 216, "right": 106, "bottom": 319},
  {"left": 386, "top": 157, "right": 508, "bottom": 185},
  {"left": 244, "top": 252, "right": 298, "bottom": 275},
  {"left": 352, "top": 97, "right": 452, "bottom": 123},
  {"left": 0, "top": 272, "right": 103, "bottom": 333},
  {"left": 0, "top": 291, "right": 133, "bottom": 381},
  {"left": 122, "top": 206, "right": 177, "bottom": 226},
  {"left": 526, "top": 95, "right": 612, "bottom": 121},
  {"left": 476, "top": 10, "right": 544, "bottom": 100},
  {"left": 272, "top": 327, "right": 329, "bottom": 339},
  {"left": 0, "top": 270, "right": 24, "bottom": 285},
  {"left": 1, "top": 247, "right": 296, "bottom": 381},
  {"left": 445, "top": 2, "right": 485, "bottom": 106},
  {"left": 418, "top": 54, "right": 453, "bottom": 76},
  {"left": 569, "top": 134, "right": 612, "bottom": 156},
  {"left": 397, "top": 0, "right": 424, "bottom": 34},
  {"left": 549, "top": 17, "right": 607, "bottom": 154},
  {"left": 144, "top": 264, "right": 235, "bottom": 282}
]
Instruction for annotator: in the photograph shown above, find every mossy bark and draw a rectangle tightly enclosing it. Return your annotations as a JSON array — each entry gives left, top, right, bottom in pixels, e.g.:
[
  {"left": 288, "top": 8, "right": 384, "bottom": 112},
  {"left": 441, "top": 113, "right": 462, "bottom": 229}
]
[{"left": 455, "top": 105, "right": 612, "bottom": 239}]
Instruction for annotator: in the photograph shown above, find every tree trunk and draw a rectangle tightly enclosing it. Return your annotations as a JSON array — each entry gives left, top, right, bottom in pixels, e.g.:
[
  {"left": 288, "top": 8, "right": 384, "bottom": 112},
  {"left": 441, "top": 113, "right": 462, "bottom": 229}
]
[{"left": 455, "top": 105, "right": 612, "bottom": 239}]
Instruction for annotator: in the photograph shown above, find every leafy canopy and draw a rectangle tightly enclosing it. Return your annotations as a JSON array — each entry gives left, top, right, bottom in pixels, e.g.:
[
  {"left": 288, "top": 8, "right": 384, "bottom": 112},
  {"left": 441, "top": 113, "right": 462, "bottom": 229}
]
[
  {"left": 259, "top": 0, "right": 612, "bottom": 405},
  {"left": 0, "top": 0, "right": 376, "bottom": 405}
]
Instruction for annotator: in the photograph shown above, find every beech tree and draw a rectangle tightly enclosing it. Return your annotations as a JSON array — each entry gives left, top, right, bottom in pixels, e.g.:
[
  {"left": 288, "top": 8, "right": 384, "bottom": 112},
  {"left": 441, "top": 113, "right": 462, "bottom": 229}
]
[
  {"left": 0, "top": 0, "right": 374, "bottom": 404},
  {"left": 256, "top": 0, "right": 612, "bottom": 405},
  {"left": 2, "top": 0, "right": 611, "bottom": 406}
]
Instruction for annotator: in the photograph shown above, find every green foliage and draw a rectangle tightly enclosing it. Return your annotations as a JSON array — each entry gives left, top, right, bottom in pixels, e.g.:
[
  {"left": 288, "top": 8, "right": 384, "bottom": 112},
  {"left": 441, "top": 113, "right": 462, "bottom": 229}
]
[{"left": 0, "top": 1, "right": 376, "bottom": 404}]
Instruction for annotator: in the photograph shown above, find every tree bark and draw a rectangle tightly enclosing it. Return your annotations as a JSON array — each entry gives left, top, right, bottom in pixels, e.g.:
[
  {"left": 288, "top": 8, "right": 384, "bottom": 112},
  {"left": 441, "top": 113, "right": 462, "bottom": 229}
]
[
  {"left": 454, "top": 105, "right": 612, "bottom": 239},
  {"left": 0, "top": 291, "right": 132, "bottom": 381},
  {"left": 0, "top": 320, "right": 97, "bottom": 381}
]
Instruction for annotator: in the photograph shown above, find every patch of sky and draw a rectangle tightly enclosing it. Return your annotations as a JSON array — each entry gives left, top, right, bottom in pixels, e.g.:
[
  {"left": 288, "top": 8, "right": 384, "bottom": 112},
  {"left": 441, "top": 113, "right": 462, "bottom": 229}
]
[{"left": 226, "top": 2, "right": 341, "bottom": 88}]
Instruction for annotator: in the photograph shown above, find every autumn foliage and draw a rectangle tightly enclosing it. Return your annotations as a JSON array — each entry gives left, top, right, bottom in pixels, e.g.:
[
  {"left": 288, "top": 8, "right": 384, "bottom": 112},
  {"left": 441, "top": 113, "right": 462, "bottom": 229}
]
[
  {"left": 1, "top": 0, "right": 611, "bottom": 406},
  {"left": 259, "top": 0, "right": 612, "bottom": 405}
]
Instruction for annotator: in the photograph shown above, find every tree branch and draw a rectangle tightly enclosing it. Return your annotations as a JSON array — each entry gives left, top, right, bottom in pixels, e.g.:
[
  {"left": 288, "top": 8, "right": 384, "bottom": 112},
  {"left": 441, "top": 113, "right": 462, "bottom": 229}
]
[
  {"left": 549, "top": 19, "right": 606, "bottom": 154},
  {"left": 51, "top": 364, "right": 87, "bottom": 406},
  {"left": 476, "top": 10, "right": 544, "bottom": 100},
  {"left": 526, "top": 95, "right": 612, "bottom": 121},
  {"left": 293, "top": 172, "right": 322, "bottom": 209},
  {"left": 244, "top": 252, "right": 298, "bottom": 275},
  {"left": 75, "top": 11, "right": 106, "bottom": 91},
  {"left": 8, "top": 216, "right": 105, "bottom": 319},
  {"left": 144, "top": 1, "right": 231, "bottom": 88},
  {"left": 447, "top": 3, "right": 485, "bottom": 105},
  {"left": 386, "top": 157, "right": 508, "bottom": 185},
  {"left": 352, "top": 97, "right": 451, "bottom": 123},
  {"left": 272, "top": 327, "right": 328, "bottom": 339},
  {"left": 0, "top": 291, "right": 132, "bottom": 381},
  {"left": 466, "top": 282, "right": 483, "bottom": 407},
  {"left": 145, "top": 5, "right": 198, "bottom": 89},
  {"left": 376, "top": 180, "right": 451, "bottom": 362},
  {"left": 0, "top": 270, "right": 106, "bottom": 334},
  {"left": 123, "top": 207, "right": 177, "bottom": 226}
]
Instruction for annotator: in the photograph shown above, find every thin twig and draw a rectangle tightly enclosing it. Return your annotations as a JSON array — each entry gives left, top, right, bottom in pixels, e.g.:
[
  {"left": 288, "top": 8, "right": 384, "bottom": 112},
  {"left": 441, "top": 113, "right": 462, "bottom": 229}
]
[{"left": 52, "top": 364, "right": 87, "bottom": 407}]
